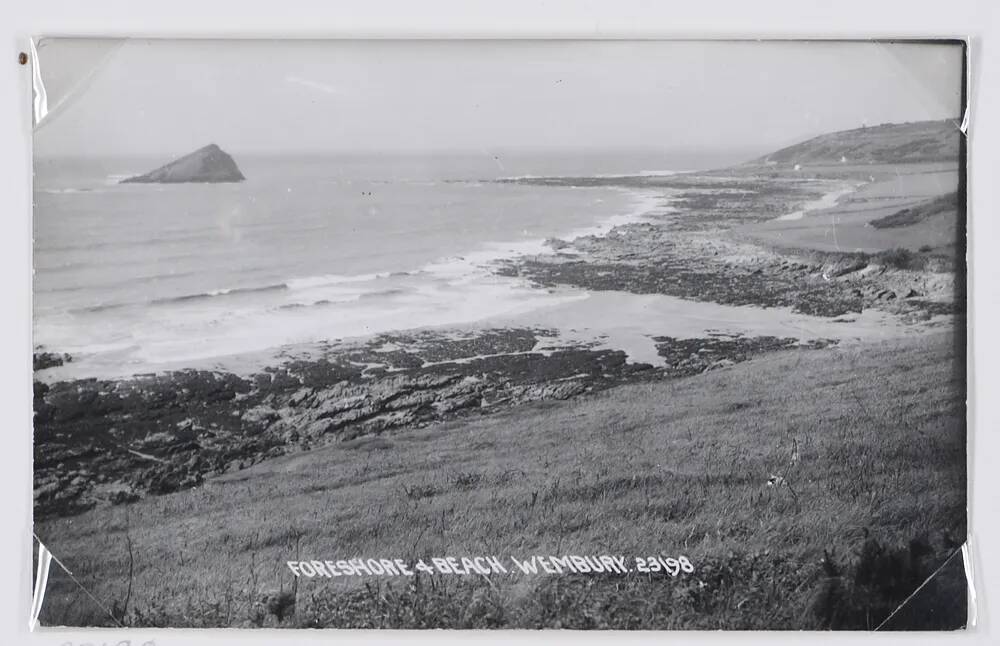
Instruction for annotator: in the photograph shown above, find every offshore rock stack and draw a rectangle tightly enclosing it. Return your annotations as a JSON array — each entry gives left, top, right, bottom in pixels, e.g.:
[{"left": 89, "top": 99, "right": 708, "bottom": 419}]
[{"left": 121, "top": 143, "right": 245, "bottom": 183}]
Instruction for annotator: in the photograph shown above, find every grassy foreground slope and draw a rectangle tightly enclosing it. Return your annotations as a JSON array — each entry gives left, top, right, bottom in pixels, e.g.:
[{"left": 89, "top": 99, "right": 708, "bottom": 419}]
[{"left": 38, "top": 331, "right": 966, "bottom": 629}]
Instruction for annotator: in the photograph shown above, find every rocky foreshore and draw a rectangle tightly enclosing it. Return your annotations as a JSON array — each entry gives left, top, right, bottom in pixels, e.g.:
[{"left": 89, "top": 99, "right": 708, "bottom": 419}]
[
  {"left": 498, "top": 231, "right": 958, "bottom": 320},
  {"left": 497, "top": 172, "right": 960, "bottom": 320},
  {"left": 33, "top": 328, "right": 834, "bottom": 518}
]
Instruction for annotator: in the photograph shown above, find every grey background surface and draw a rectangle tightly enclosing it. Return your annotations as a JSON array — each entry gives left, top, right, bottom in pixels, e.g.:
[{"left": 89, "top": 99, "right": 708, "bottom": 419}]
[
  {"left": 32, "top": 39, "right": 961, "bottom": 157},
  {"left": 3, "top": 0, "right": 998, "bottom": 644}
]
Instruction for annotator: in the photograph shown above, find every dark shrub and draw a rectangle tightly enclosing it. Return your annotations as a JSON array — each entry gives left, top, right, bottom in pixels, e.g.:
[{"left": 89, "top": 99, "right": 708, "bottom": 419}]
[{"left": 876, "top": 248, "right": 918, "bottom": 270}]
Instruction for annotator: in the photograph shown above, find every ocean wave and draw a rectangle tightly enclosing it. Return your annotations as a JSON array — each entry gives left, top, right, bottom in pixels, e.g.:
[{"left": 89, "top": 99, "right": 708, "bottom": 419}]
[
  {"left": 156, "top": 283, "right": 289, "bottom": 305},
  {"left": 36, "top": 264, "right": 205, "bottom": 285},
  {"left": 636, "top": 169, "right": 690, "bottom": 177},
  {"left": 36, "top": 187, "right": 92, "bottom": 195},
  {"left": 36, "top": 230, "right": 225, "bottom": 254},
  {"left": 276, "top": 286, "right": 408, "bottom": 311},
  {"left": 70, "top": 302, "right": 129, "bottom": 314},
  {"left": 68, "top": 282, "right": 290, "bottom": 314},
  {"left": 359, "top": 287, "right": 407, "bottom": 300},
  {"left": 286, "top": 272, "right": 391, "bottom": 290},
  {"left": 65, "top": 272, "right": 405, "bottom": 315}
]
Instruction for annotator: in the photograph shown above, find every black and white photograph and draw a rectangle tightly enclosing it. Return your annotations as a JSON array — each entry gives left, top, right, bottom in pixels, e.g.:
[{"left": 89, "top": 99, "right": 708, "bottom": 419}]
[{"left": 30, "top": 38, "right": 968, "bottom": 630}]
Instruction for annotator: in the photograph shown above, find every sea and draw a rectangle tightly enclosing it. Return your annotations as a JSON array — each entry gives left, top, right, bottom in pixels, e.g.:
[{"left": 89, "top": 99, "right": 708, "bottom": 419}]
[{"left": 33, "top": 151, "right": 740, "bottom": 377}]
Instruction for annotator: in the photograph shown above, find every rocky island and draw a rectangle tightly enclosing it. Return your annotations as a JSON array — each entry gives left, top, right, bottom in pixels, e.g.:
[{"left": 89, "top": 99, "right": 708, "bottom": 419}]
[{"left": 121, "top": 143, "right": 245, "bottom": 184}]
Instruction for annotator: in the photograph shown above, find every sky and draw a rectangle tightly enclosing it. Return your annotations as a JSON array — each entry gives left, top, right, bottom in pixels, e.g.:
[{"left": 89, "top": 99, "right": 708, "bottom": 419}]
[{"left": 32, "top": 39, "right": 964, "bottom": 158}]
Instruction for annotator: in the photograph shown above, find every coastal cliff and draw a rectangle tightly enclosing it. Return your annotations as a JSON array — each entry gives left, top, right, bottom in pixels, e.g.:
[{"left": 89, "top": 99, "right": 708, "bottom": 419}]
[
  {"left": 121, "top": 143, "right": 245, "bottom": 184},
  {"left": 753, "top": 119, "right": 961, "bottom": 166}
]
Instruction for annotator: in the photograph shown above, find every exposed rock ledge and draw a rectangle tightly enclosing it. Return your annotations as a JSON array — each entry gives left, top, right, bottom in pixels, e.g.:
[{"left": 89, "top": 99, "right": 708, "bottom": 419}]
[{"left": 33, "top": 329, "right": 835, "bottom": 519}]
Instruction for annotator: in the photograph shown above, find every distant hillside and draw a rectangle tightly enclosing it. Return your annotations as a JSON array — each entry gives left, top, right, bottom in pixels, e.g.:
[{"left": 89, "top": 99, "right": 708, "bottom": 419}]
[{"left": 755, "top": 119, "right": 962, "bottom": 166}]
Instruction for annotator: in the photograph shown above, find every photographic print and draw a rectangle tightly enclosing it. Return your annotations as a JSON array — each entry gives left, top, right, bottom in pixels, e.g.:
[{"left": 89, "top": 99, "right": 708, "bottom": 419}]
[{"left": 31, "top": 38, "right": 967, "bottom": 630}]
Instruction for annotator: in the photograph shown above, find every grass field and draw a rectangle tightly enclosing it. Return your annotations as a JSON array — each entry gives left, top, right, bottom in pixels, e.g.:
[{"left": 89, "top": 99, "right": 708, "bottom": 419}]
[{"left": 36, "top": 329, "right": 967, "bottom": 629}]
